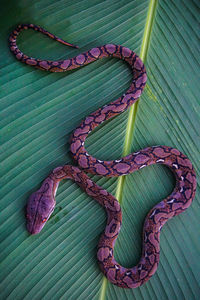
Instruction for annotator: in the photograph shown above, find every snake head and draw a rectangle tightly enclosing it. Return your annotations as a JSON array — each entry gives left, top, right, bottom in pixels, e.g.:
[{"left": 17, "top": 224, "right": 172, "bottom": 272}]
[{"left": 26, "top": 178, "right": 57, "bottom": 235}]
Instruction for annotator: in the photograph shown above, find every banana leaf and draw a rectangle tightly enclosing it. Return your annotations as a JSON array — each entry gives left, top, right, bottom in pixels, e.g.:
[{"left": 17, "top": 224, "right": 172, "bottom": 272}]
[{"left": 0, "top": 0, "right": 199, "bottom": 299}]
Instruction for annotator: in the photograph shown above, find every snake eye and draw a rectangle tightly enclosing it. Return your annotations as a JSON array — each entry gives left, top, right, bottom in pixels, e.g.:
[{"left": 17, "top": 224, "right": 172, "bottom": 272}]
[{"left": 42, "top": 218, "right": 47, "bottom": 223}]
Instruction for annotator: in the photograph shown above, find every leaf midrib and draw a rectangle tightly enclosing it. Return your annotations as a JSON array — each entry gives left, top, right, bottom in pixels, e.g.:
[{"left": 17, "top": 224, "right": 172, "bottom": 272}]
[{"left": 98, "top": 0, "right": 158, "bottom": 298}]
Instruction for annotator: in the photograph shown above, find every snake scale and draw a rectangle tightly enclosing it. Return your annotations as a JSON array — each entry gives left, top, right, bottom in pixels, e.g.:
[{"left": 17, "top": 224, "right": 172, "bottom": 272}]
[{"left": 9, "top": 24, "right": 196, "bottom": 288}]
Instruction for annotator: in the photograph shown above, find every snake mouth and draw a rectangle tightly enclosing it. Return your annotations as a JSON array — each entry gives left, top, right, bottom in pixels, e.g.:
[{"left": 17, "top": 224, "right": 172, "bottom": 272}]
[
  {"left": 26, "top": 213, "right": 41, "bottom": 235},
  {"left": 26, "top": 222, "right": 38, "bottom": 235},
  {"left": 26, "top": 214, "right": 47, "bottom": 235}
]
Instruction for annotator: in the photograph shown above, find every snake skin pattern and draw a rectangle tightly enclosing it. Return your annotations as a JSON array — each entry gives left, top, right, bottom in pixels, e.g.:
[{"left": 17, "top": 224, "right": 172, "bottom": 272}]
[{"left": 9, "top": 24, "right": 196, "bottom": 288}]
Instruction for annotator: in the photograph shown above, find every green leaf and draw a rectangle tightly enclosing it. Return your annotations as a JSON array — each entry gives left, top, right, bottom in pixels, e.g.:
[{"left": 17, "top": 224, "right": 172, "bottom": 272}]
[{"left": 0, "top": 0, "right": 199, "bottom": 299}]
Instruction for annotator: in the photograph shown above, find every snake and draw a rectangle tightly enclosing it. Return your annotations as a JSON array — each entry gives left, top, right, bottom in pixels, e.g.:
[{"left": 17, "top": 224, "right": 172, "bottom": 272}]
[{"left": 9, "top": 24, "right": 196, "bottom": 289}]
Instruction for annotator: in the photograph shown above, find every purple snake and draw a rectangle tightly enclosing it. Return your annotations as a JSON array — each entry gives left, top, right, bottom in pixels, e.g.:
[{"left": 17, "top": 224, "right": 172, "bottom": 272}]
[{"left": 9, "top": 24, "right": 196, "bottom": 288}]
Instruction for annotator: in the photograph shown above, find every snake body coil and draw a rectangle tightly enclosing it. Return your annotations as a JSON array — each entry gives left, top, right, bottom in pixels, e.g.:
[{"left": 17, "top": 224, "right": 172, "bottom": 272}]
[{"left": 9, "top": 24, "right": 196, "bottom": 288}]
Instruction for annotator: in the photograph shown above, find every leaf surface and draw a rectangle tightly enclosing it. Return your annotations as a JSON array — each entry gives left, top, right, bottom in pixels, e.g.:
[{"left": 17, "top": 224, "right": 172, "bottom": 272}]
[{"left": 0, "top": 0, "right": 199, "bottom": 299}]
